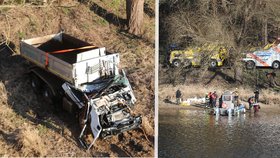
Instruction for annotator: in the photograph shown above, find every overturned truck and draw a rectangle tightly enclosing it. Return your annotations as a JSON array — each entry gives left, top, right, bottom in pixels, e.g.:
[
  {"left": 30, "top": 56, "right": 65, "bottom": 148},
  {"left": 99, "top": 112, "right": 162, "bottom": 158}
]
[{"left": 20, "top": 32, "right": 141, "bottom": 149}]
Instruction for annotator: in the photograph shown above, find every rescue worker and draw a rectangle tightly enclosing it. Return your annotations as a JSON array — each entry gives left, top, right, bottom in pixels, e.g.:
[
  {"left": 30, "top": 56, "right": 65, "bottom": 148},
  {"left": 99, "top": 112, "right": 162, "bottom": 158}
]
[
  {"left": 218, "top": 95, "right": 223, "bottom": 108},
  {"left": 233, "top": 88, "right": 239, "bottom": 106},
  {"left": 211, "top": 91, "right": 218, "bottom": 107},
  {"left": 254, "top": 89, "right": 259, "bottom": 103},
  {"left": 205, "top": 93, "right": 210, "bottom": 107},
  {"left": 176, "top": 89, "right": 182, "bottom": 105},
  {"left": 248, "top": 96, "right": 254, "bottom": 110},
  {"left": 208, "top": 92, "right": 213, "bottom": 107}
]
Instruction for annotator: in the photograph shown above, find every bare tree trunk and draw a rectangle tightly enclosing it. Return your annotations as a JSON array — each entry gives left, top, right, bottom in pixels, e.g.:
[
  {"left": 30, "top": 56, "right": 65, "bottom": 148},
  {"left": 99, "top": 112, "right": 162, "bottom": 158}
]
[
  {"left": 264, "top": 17, "right": 268, "bottom": 45},
  {"left": 212, "top": 0, "right": 217, "bottom": 17},
  {"left": 126, "top": 0, "right": 144, "bottom": 36}
]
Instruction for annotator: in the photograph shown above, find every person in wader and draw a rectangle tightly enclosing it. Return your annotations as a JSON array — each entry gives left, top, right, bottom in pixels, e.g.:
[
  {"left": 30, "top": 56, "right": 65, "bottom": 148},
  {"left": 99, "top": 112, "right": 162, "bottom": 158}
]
[
  {"left": 233, "top": 88, "right": 239, "bottom": 106},
  {"left": 211, "top": 91, "right": 218, "bottom": 108},
  {"left": 176, "top": 89, "right": 182, "bottom": 105},
  {"left": 254, "top": 89, "right": 259, "bottom": 103},
  {"left": 208, "top": 92, "right": 213, "bottom": 107},
  {"left": 219, "top": 95, "right": 223, "bottom": 108},
  {"left": 248, "top": 96, "right": 254, "bottom": 110}
]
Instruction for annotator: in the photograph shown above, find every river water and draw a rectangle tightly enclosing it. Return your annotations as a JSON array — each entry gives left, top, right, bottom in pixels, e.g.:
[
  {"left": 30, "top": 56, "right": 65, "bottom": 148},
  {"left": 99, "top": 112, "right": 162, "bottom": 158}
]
[{"left": 159, "top": 107, "right": 280, "bottom": 158}]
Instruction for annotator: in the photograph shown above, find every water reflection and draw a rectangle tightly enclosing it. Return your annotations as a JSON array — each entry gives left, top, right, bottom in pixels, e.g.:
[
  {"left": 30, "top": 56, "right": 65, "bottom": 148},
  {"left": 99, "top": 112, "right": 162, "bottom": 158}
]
[{"left": 159, "top": 108, "right": 280, "bottom": 158}]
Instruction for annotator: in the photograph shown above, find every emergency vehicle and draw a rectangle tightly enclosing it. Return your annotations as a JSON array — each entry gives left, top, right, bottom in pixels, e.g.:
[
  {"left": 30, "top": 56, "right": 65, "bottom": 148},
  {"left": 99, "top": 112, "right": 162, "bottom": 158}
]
[
  {"left": 169, "top": 44, "right": 229, "bottom": 68},
  {"left": 243, "top": 44, "right": 280, "bottom": 69}
]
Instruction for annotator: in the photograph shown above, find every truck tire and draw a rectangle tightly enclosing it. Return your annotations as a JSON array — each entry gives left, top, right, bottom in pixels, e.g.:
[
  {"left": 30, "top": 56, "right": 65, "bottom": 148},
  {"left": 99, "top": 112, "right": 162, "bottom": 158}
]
[
  {"left": 30, "top": 75, "right": 43, "bottom": 94},
  {"left": 209, "top": 60, "right": 217, "bottom": 68},
  {"left": 272, "top": 61, "right": 280, "bottom": 69},
  {"left": 246, "top": 61, "right": 255, "bottom": 69},
  {"left": 43, "top": 85, "right": 55, "bottom": 105},
  {"left": 172, "top": 59, "right": 181, "bottom": 67}
]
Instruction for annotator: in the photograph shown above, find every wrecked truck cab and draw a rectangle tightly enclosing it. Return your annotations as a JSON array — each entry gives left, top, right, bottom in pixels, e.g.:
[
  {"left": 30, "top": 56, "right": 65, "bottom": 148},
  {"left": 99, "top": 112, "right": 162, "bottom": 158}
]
[{"left": 62, "top": 70, "right": 141, "bottom": 150}]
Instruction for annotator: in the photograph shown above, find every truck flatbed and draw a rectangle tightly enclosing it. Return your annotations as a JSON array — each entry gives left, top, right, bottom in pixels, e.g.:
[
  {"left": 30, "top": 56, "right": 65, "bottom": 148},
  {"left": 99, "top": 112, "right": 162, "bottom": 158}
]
[{"left": 20, "top": 32, "right": 120, "bottom": 89}]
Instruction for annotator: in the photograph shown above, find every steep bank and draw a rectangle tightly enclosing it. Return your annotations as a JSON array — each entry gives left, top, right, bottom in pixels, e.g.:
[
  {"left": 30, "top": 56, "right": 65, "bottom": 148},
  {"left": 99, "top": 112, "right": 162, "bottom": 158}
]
[{"left": 0, "top": 0, "right": 154, "bottom": 157}]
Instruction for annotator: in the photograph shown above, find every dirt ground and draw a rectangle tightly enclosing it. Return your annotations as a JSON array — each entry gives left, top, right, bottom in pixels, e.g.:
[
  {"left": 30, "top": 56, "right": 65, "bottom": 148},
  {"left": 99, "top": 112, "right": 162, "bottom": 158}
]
[{"left": 0, "top": 0, "right": 154, "bottom": 157}]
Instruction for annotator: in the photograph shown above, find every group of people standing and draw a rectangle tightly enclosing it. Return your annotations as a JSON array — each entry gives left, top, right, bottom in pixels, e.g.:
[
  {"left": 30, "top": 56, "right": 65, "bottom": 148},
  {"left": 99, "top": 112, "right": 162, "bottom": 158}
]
[
  {"left": 206, "top": 91, "right": 218, "bottom": 108},
  {"left": 175, "top": 88, "right": 260, "bottom": 110}
]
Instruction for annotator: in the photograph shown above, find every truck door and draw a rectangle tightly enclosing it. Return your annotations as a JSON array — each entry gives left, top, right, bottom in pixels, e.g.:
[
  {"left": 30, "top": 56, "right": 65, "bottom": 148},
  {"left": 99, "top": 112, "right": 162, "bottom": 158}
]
[
  {"left": 254, "top": 51, "right": 271, "bottom": 67},
  {"left": 62, "top": 83, "right": 85, "bottom": 109},
  {"left": 87, "top": 108, "right": 102, "bottom": 149}
]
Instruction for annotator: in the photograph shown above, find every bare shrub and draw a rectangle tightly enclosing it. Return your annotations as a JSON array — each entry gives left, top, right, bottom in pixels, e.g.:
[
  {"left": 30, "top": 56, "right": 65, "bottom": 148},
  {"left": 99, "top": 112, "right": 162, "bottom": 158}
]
[{"left": 15, "top": 127, "right": 46, "bottom": 156}]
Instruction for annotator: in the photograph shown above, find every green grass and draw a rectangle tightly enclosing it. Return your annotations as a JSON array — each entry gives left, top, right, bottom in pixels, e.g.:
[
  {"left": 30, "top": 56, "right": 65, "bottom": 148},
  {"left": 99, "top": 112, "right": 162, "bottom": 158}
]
[
  {"left": 109, "top": 0, "right": 121, "bottom": 10},
  {"left": 97, "top": 18, "right": 109, "bottom": 26},
  {"left": 0, "top": 8, "right": 11, "bottom": 13},
  {"left": 37, "top": 124, "right": 48, "bottom": 136},
  {"left": 81, "top": 23, "right": 91, "bottom": 30},
  {"left": 18, "top": 31, "right": 25, "bottom": 39},
  {"left": 61, "top": 7, "right": 71, "bottom": 15},
  {"left": 29, "top": 19, "right": 38, "bottom": 32},
  {"left": 14, "top": 0, "right": 25, "bottom": 4}
]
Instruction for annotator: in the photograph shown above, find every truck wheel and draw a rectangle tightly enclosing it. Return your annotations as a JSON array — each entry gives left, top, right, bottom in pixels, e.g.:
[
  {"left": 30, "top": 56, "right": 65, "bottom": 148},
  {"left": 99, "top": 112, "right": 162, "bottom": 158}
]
[
  {"left": 172, "top": 59, "right": 181, "bottom": 67},
  {"left": 30, "top": 75, "right": 43, "bottom": 94},
  {"left": 209, "top": 60, "right": 217, "bottom": 68},
  {"left": 246, "top": 61, "right": 255, "bottom": 69},
  {"left": 272, "top": 61, "right": 280, "bottom": 69},
  {"left": 43, "top": 85, "right": 55, "bottom": 105}
]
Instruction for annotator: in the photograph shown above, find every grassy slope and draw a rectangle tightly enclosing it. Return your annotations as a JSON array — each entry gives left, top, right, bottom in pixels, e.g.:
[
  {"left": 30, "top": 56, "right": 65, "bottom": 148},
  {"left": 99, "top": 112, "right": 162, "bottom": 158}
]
[{"left": 0, "top": 0, "right": 154, "bottom": 157}]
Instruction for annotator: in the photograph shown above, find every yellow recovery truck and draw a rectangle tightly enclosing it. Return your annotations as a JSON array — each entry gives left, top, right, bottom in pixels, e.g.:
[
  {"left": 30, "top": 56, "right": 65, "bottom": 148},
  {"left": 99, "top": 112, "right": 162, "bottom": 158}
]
[{"left": 169, "top": 44, "right": 229, "bottom": 68}]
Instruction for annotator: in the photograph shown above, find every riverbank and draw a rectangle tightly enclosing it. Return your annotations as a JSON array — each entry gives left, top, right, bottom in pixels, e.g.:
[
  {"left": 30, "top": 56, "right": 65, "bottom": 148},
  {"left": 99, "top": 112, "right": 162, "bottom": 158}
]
[{"left": 159, "top": 84, "right": 280, "bottom": 107}]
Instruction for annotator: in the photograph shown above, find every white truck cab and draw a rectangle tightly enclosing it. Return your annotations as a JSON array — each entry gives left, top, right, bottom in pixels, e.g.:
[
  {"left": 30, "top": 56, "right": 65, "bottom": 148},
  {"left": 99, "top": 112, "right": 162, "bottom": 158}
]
[{"left": 243, "top": 44, "right": 280, "bottom": 69}]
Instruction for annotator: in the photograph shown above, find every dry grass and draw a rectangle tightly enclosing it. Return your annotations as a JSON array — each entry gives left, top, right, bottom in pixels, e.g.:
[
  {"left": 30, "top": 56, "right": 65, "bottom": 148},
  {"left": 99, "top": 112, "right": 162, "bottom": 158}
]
[
  {"left": 0, "top": 82, "right": 8, "bottom": 105},
  {"left": 15, "top": 127, "right": 46, "bottom": 157},
  {"left": 0, "top": 82, "right": 45, "bottom": 156}
]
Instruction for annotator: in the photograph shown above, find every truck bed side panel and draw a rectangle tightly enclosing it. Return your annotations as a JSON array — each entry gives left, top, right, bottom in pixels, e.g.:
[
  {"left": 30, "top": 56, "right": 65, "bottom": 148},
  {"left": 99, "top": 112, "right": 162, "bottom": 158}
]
[
  {"left": 47, "top": 54, "right": 73, "bottom": 83},
  {"left": 20, "top": 42, "right": 74, "bottom": 83}
]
